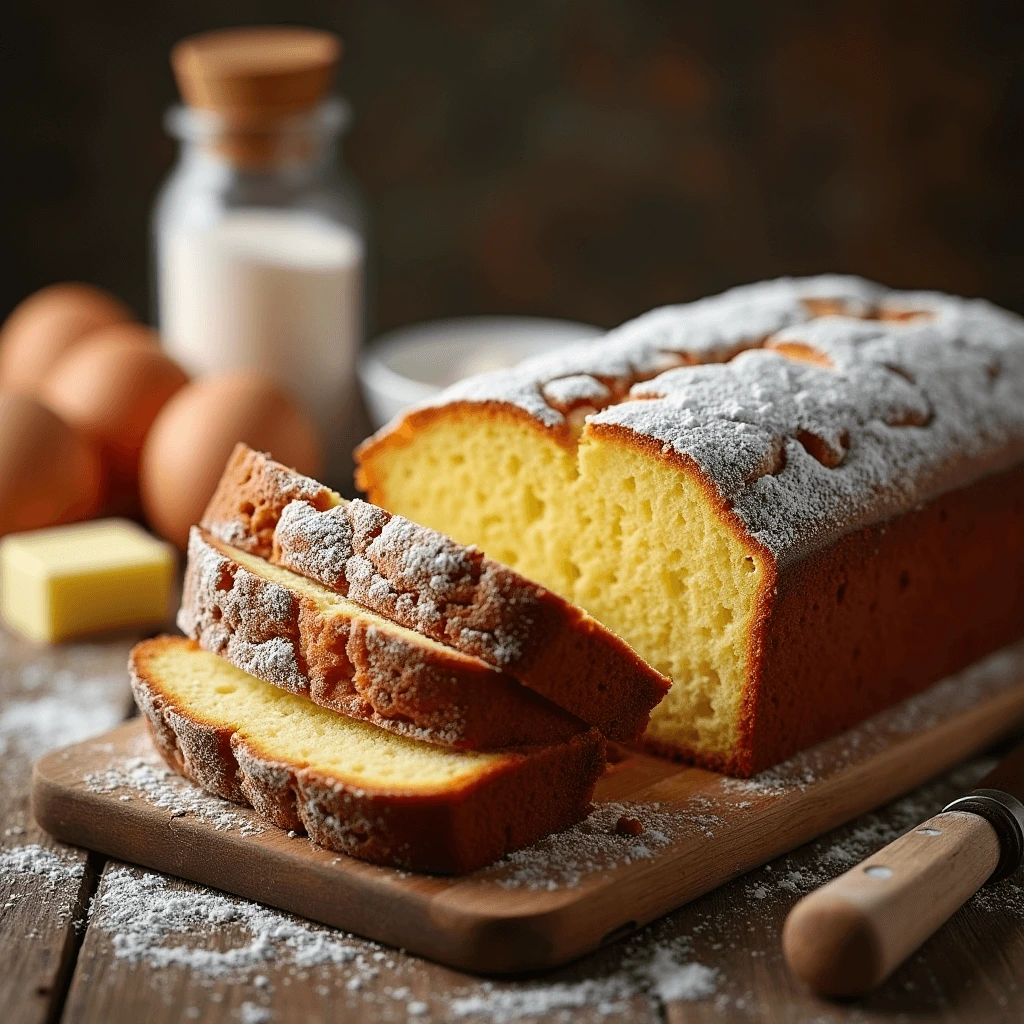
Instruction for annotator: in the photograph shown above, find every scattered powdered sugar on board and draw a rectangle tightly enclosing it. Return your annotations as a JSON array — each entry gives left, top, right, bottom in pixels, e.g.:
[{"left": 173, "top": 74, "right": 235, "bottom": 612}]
[
  {"left": 0, "top": 635, "right": 130, "bottom": 767},
  {"left": 86, "top": 863, "right": 471, "bottom": 1020},
  {"left": 644, "top": 948, "right": 719, "bottom": 1002},
  {"left": 91, "top": 865, "right": 375, "bottom": 979},
  {"left": 734, "top": 757, "right": 996, "bottom": 907},
  {"left": 84, "top": 747, "right": 265, "bottom": 836},
  {"left": 479, "top": 640, "right": 1024, "bottom": 895},
  {"left": 0, "top": 843, "right": 85, "bottom": 890},
  {"left": 481, "top": 800, "right": 713, "bottom": 890},
  {"left": 447, "top": 935, "right": 718, "bottom": 1021},
  {"left": 236, "top": 1003, "right": 272, "bottom": 1024},
  {"left": 0, "top": 686, "right": 123, "bottom": 760},
  {"left": 0, "top": 844, "right": 87, "bottom": 929},
  {"left": 449, "top": 978, "right": 635, "bottom": 1021},
  {"left": 69, "top": 754, "right": 1016, "bottom": 1019},
  {"left": 76, "top": 853, "right": 722, "bottom": 1021}
]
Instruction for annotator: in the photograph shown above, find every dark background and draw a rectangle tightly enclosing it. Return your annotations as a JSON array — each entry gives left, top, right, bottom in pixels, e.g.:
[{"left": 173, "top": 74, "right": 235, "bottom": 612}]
[{"left": 4, "top": 0, "right": 1023, "bottom": 334}]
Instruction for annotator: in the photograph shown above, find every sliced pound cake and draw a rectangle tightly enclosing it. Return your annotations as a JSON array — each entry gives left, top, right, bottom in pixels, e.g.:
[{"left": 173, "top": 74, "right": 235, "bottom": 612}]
[
  {"left": 202, "top": 444, "right": 670, "bottom": 742},
  {"left": 180, "top": 526, "right": 586, "bottom": 750},
  {"left": 130, "top": 637, "right": 606, "bottom": 874},
  {"left": 356, "top": 276, "right": 1024, "bottom": 775}
]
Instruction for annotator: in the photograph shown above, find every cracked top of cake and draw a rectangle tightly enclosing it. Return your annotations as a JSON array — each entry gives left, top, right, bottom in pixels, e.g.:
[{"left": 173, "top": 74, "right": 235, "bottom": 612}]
[{"left": 365, "top": 276, "right": 1024, "bottom": 565}]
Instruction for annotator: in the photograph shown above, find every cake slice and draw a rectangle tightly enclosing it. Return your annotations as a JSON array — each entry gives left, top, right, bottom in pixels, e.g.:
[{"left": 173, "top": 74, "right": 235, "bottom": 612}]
[
  {"left": 131, "top": 637, "right": 606, "bottom": 874},
  {"left": 201, "top": 444, "right": 670, "bottom": 742},
  {"left": 179, "top": 526, "right": 586, "bottom": 750}
]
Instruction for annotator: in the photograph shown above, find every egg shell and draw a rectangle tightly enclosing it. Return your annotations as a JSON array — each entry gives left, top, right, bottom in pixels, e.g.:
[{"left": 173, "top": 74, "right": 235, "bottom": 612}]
[
  {"left": 139, "top": 371, "right": 323, "bottom": 548},
  {"left": 0, "top": 283, "right": 135, "bottom": 395},
  {"left": 41, "top": 333, "right": 189, "bottom": 468},
  {"left": 0, "top": 393, "right": 104, "bottom": 536},
  {"left": 76, "top": 321, "right": 161, "bottom": 351},
  {"left": 40, "top": 332, "right": 190, "bottom": 517}
]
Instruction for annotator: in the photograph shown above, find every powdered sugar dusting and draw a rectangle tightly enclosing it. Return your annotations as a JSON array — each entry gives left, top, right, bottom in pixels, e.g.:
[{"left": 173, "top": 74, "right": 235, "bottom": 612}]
[
  {"left": 91, "top": 864, "right": 371, "bottom": 977},
  {"left": 483, "top": 800, "right": 711, "bottom": 890},
  {"left": 644, "top": 948, "right": 718, "bottom": 1002},
  {"left": 402, "top": 275, "right": 1024, "bottom": 564},
  {"left": 181, "top": 529, "right": 569, "bottom": 749},
  {"left": 82, "top": 862, "right": 719, "bottom": 1020},
  {"left": 0, "top": 633, "right": 130, "bottom": 769},
  {"left": 273, "top": 501, "right": 352, "bottom": 590},
  {"left": 180, "top": 528, "right": 306, "bottom": 696},
  {"left": 0, "top": 687, "right": 126, "bottom": 762},
  {"left": 0, "top": 843, "right": 87, "bottom": 932},
  {"left": 206, "top": 518, "right": 249, "bottom": 548},
  {"left": 0, "top": 843, "right": 85, "bottom": 890},
  {"left": 447, "top": 937, "right": 717, "bottom": 1021},
  {"left": 735, "top": 757, "right": 996, "bottom": 907},
  {"left": 84, "top": 743, "right": 266, "bottom": 836},
  {"left": 542, "top": 374, "right": 613, "bottom": 410},
  {"left": 275, "top": 497, "right": 533, "bottom": 668}
]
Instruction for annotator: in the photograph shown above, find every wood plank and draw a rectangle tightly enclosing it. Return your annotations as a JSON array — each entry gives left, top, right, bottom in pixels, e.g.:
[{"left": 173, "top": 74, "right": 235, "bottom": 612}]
[
  {"left": 0, "top": 626, "right": 135, "bottom": 1024},
  {"left": 32, "top": 640, "right": 1024, "bottom": 975},
  {"left": 62, "top": 861, "right": 660, "bottom": 1024}
]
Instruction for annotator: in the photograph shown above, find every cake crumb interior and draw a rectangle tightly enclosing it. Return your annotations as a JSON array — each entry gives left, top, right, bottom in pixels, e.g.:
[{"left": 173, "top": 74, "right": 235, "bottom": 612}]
[
  {"left": 367, "top": 414, "right": 765, "bottom": 761},
  {"left": 143, "top": 642, "right": 503, "bottom": 791}
]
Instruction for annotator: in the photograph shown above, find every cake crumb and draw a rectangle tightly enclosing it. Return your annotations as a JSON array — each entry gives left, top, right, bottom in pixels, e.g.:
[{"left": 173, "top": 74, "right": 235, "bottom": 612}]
[{"left": 615, "top": 816, "right": 644, "bottom": 837}]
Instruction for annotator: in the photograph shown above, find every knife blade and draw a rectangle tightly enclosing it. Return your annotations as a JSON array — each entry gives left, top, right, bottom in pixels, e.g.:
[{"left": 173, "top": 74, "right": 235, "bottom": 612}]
[{"left": 782, "top": 739, "right": 1024, "bottom": 996}]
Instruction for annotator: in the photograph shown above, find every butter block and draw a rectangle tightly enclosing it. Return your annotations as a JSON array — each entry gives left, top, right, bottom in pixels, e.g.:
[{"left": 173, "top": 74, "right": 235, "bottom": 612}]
[{"left": 1, "top": 519, "right": 175, "bottom": 643}]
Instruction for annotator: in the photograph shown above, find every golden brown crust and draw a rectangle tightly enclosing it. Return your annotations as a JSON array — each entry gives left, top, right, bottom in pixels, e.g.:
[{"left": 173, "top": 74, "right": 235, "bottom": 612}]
[
  {"left": 743, "top": 461, "right": 1024, "bottom": 775},
  {"left": 202, "top": 445, "right": 671, "bottom": 742},
  {"left": 129, "top": 637, "right": 607, "bottom": 874},
  {"left": 180, "top": 527, "right": 587, "bottom": 751},
  {"left": 202, "top": 443, "right": 337, "bottom": 558}
]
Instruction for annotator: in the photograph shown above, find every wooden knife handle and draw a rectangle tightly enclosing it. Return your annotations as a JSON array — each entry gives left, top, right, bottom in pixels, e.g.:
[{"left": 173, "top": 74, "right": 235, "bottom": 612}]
[{"left": 782, "top": 810, "right": 1000, "bottom": 996}]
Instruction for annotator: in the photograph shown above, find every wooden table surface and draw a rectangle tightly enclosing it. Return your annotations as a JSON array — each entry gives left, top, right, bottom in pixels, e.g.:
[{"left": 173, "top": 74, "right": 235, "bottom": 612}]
[{"left": 1, "top": 624, "right": 1022, "bottom": 1024}]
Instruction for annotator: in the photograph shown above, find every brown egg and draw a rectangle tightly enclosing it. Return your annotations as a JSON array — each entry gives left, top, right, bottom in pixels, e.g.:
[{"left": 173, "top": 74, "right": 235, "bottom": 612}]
[
  {"left": 40, "top": 333, "right": 189, "bottom": 516},
  {"left": 77, "top": 321, "right": 161, "bottom": 351},
  {"left": 0, "top": 283, "right": 135, "bottom": 395},
  {"left": 0, "top": 393, "right": 104, "bottom": 536},
  {"left": 139, "top": 371, "right": 322, "bottom": 548}
]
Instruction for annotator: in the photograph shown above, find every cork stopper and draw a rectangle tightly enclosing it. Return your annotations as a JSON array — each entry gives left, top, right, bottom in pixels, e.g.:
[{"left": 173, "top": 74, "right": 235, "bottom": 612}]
[{"left": 172, "top": 27, "right": 341, "bottom": 122}]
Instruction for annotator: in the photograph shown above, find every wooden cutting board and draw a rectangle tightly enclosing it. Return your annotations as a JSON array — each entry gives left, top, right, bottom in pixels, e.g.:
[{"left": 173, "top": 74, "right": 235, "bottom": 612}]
[{"left": 32, "top": 644, "right": 1024, "bottom": 976}]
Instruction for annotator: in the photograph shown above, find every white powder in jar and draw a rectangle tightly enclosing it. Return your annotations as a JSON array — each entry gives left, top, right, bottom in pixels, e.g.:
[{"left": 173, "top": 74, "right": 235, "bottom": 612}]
[{"left": 159, "top": 209, "right": 363, "bottom": 464}]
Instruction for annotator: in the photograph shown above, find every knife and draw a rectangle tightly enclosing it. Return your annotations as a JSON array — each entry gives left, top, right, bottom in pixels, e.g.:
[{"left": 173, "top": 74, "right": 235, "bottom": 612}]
[{"left": 782, "top": 741, "right": 1024, "bottom": 996}]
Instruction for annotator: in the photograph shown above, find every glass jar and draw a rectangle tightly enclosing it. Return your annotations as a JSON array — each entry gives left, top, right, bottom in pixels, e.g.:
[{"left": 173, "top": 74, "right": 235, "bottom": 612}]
[{"left": 152, "top": 98, "right": 366, "bottom": 484}]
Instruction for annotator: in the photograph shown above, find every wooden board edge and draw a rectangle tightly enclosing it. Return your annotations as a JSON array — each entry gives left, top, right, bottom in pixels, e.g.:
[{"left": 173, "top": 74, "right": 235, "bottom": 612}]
[{"left": 30, "top": 750, "right": 578, "bottom": 975}]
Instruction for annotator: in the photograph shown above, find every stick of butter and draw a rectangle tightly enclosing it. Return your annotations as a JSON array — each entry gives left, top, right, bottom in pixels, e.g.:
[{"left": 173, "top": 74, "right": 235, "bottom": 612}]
[{"left": 0, "top": 519, "right": 175, "bottom": 643}]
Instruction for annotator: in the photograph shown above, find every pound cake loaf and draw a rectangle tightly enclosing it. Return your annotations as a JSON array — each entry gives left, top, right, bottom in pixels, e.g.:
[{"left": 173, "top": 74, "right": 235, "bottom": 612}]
[
  {"left": 202, "top": 444, "right": 670, "bottom": 741},
  {"left": 130, "top": 637, "right": 606, "bottom": 874},
  {"left": 356, "top": 276, "right": 1024, "bottom": 775},
  {"left": 179, "top": 526, "right": 586, "bottom": 750}
]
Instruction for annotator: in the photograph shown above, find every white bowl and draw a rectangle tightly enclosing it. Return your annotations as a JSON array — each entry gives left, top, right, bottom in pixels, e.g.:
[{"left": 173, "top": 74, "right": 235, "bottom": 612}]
[{"left": 357, "top": 316, "right": 602, "bottom": 429}]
